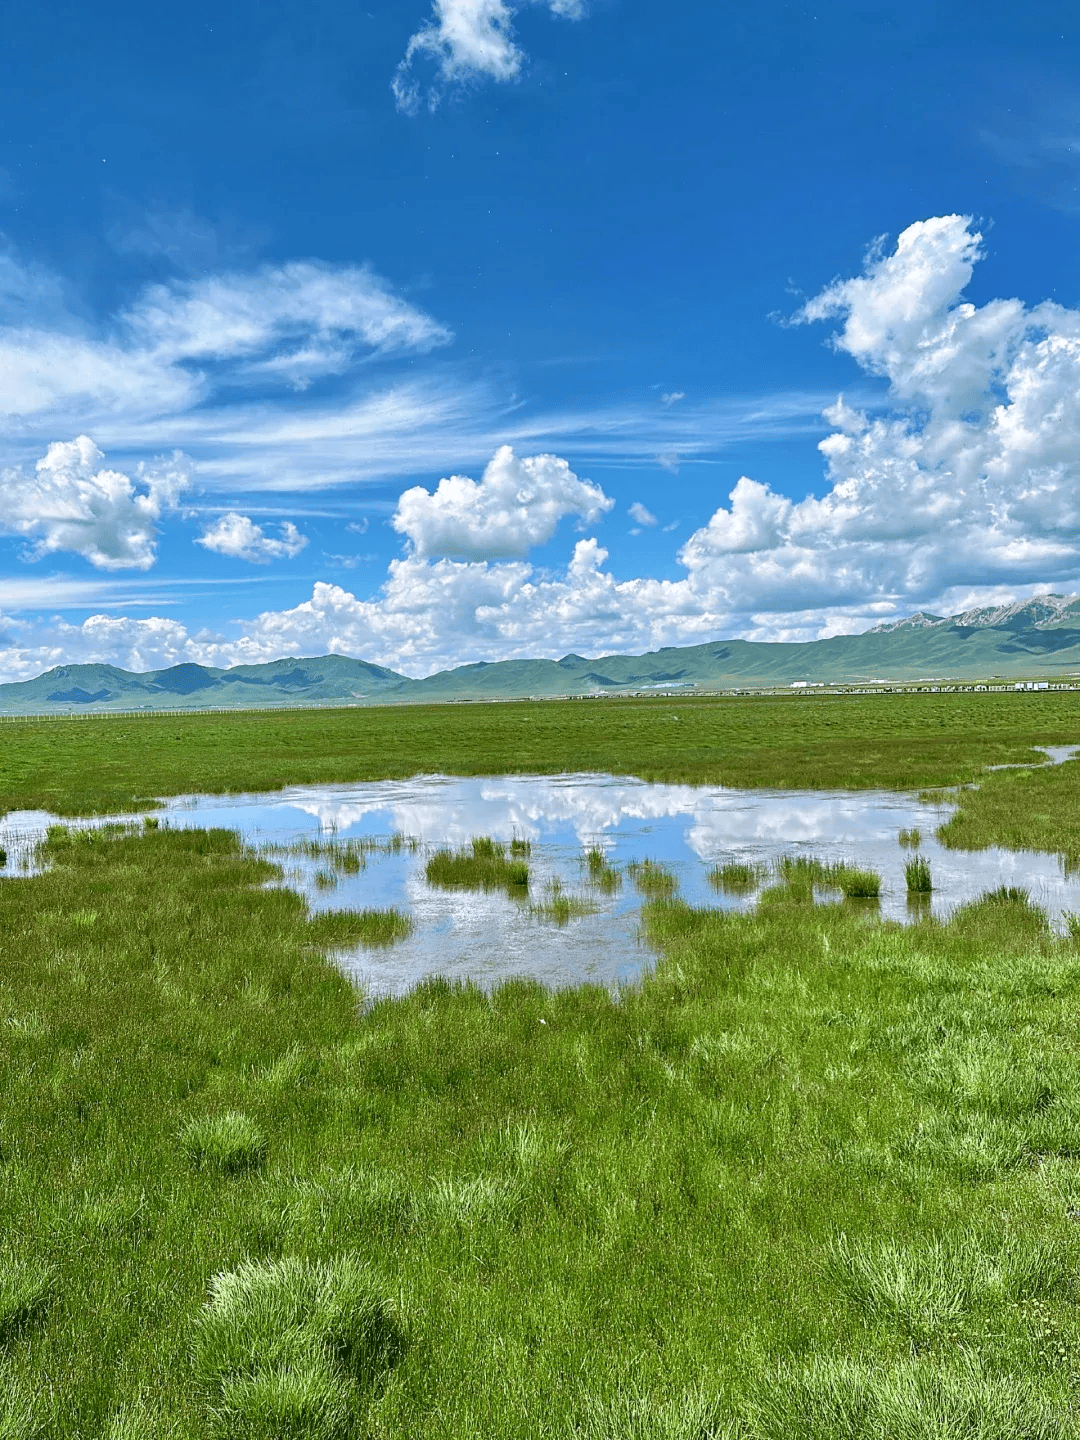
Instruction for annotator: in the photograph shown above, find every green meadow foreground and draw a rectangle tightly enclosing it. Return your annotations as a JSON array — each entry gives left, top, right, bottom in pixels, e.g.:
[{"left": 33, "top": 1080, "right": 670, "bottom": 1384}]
[{"left": 2, "top": 693, "right": 1080, "bottom": 1436}]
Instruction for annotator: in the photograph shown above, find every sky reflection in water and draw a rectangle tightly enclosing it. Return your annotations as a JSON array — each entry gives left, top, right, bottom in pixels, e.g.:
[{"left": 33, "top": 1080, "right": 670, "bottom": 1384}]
[{"left": 4, "top": 766, "right": 1080, "bottom": 995}]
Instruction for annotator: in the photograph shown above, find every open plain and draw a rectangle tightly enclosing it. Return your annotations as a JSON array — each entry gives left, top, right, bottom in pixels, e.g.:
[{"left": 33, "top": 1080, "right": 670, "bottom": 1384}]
[{"left": 2, "top": 691, "right": 1080, "bottom": 1437}]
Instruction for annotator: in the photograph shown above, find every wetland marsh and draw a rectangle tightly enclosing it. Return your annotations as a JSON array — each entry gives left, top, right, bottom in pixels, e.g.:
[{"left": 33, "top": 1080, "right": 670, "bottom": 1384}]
[
  {"left": 7, "top": 760, "right": 1080, "bottom": 993},
  {"left": 4, "top": 693, "right": 1080, "bottom": 1437}
]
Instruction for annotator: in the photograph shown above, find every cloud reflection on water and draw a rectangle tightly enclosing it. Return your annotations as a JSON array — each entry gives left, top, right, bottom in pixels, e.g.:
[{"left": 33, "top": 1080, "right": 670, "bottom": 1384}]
[{"left": 3, "top": 772, "right": 1079, "bottom": 996}]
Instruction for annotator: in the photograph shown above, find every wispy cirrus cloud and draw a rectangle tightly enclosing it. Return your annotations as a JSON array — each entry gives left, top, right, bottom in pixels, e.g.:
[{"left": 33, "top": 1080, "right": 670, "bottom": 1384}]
[
  {"left": 0, "top": 240, "right": 835, "bottom": 498},
  {"left": 10, "top": 216, "right": 1080, "bottom": 680},
  {"left": 0, "top": 249, "right": 451, "bottom": 436}
]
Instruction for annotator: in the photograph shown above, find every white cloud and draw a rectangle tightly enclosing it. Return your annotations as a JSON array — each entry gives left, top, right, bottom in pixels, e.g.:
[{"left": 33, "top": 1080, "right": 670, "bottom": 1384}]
[
  {"left": 0, "top": 436, "right": 189, "bottom": 570},
  {"left": 0, "top": 252, "right": 451, "bottom": 428},
  {"left": 196, "top": 513, "right": 308, "bottom": 564},
  {"left": 0, "top": 240, "right": 835, "bottom": 493},
  {"left": 125, "top": 262, "right": 450, "bottom": 379},
  {"left": 669, "top": 212, "right": 1080, "bottom": 617},
  {"left": 15, "top": 216, "right": 1080, "bottom": 681},
  {"left": 660, "top": 392, "right": 685, "bottom": 406},
  {"left": 393, "top": 0, "right": 584, "bottom": 113},
  {"left": 391, "top": 444, "right": 613, "bottom": 560},
  {"left": 628, "top": 501, "right": 657, "bottom": 527}
]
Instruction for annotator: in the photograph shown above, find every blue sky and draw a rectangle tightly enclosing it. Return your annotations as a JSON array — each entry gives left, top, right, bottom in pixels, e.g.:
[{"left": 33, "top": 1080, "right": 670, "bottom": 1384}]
[{"left": 2, "top": 0, "right": 1080, "bottom": 678}]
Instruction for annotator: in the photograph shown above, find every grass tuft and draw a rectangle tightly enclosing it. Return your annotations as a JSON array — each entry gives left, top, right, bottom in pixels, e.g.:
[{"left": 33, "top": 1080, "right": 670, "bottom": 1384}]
[
  {"left": 0, "top": 1256, "right": 52, "bottom": 1345},
  {"left": 531, "top": 897, "right": 597, "bottom": 926},
  {"left": 771, "top": 855, "right": 831, "bottom": 900},
  {"left": 426, "top": 1175, "right": 523, "bottom": 1226},
  {"left": 833, "top": 866, "right": 881, "bottom": 899},
  {"left": 182, "top": 1113, "right": 268, "bottom": 1175},
  {"left": 577, "top": 1383, "right": 726, "bottom": 1440},
  {"left": 307, "top": 908, "right": 413, "bottom": 948},
  {"left": 584, "top": 847, "right": 621, "bottom": 894},
  {"left": 425, "top": 839, "right": 529, "bottom": 895},
  {"left": 905, "top": 856, "right": 932, "bottom": 893},
  {"left": 104, "top": 1400, "right": 183, "bottom": 1440},
  {"left": 194, "top": 1254, "right": 403, "bottom": 1431},
  {"left": 708, "top": 860, "right": 766, "bottom": 894},
  {"left": 337, "top": 847, "right": 363, "bottom": 875},
  {"left": 628, "top": 859, "right": 678, "bottom": 898},
  {"left": 741, "top": 1355, "right": 1071, "bottom": 1440},
  {"left": 213, "top": 1361, "right": 351, "bottom": 1440}
]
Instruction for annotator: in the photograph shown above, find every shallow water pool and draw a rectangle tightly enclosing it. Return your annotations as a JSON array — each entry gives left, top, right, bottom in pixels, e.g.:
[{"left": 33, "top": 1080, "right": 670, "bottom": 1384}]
[{"left": 3, "top": 760, "right": 1080, "bottom": 994}]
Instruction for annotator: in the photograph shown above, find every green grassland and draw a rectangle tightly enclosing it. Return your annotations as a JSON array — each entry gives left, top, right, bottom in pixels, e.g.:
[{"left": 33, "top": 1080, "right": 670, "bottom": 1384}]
[
  {"left": 0, "top": 688, "right": 1077, "bottom": 815},
  {"left": 5, "top": 823, "right": 1080, "bottom": 1436},
  {"left": 2, "top": 692, "right": 1080, "bottom": 1435}
]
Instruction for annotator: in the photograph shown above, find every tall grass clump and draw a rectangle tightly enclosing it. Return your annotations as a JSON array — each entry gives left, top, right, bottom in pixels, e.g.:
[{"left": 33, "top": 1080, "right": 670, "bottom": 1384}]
[
  {"left": 833, "top": 865, "right": 881, "bottom": 899},
  {"left": 585, "top": 846, "right": 621, "bottom": 894},
  {"left": 193, "top": 1255, "right": 402, "bottom": 1437},
  {"left": 905, "top": 856, "right": 932, "bottom": 893},
  {"left": 576, "top": 1382, "right": 725, "bottom": 1440},
  {"left": 628, "top": 859, "right": 678, "bottom": 898},
  {"left": 771, "top": 855, "right": 832, "bottom": 901},
  {"left": 898, "top": 827, "right": 922, "bottom": 848},
  {"left": 104, "top": 1399, "right": 184, "bottom": 1440},
  {"left": 307, "top": 908, "right": 413, "bottom": 948},
  {"left": 708, "top": 860, "right": 766, "bottom": 894},
  {"left": 424, "top": 838, "right": 529, "bottom": 895},
  {"left": 337, "top": 846, "right": 363, "bottom": 875},
  {"left": 740, "top": 1356, "right": 1071, "bottom": 1440},
  {"left": 182, "top": 1113, "right": 268, "bottom": 1175},
  {"left": 826, "top": 1232, "right": 1071, "bottom": 1341}
]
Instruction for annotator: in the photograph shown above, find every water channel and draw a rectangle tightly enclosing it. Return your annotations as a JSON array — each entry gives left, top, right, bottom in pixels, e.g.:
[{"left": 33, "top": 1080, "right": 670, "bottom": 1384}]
[{"left": 2, "top": 754, "right": 1079, "bottom": 995}]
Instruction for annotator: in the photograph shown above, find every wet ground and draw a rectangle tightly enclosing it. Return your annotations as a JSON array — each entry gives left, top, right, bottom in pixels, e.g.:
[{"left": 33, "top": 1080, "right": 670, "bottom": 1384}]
[{"left": 3, "top": 757, "right": 1079, "bottom": 995}]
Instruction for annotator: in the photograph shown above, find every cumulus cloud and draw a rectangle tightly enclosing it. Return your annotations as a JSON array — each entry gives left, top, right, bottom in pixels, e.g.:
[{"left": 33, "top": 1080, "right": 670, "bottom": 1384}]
[
  {"left": 0, "top": 436, "right": 189, "bottom": 570},
  {"left": 391, "top": 444, "right": 613, "bottom": 560},
  {"left": 393, "top": 0, "right": 584, "bottom": 113},
  {"left": 629, "top": 501, "right": 657, "bottom": 527},
  {"left": 666, "top": 212, "right": 1080, "bottom": 617},
  {"left": 660, "top": 392, "right": 685, "bottom": 406},
  {"left": 15, "top": 215, "right": 1080, "bottom": 680},
  {"left": 0, "top": 546, "right": 712, "bottom": 681},
  {"left": 196, "top": 513, "right": 308, "bottom": 564}
]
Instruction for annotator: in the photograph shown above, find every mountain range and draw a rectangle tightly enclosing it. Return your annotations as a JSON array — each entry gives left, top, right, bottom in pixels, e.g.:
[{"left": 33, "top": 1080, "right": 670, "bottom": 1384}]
[{"left": 4, "top": 595, "right": 1080, "bottom": 714}]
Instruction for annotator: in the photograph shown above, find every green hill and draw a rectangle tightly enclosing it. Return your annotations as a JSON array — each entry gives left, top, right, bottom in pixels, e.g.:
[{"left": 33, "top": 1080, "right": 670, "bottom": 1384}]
[
  {"left": 0, "top": 655, "right": 405, "bottom": 715},
  {"left": 4, "top": 595, "right": 1080, "bottom": 714}
]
